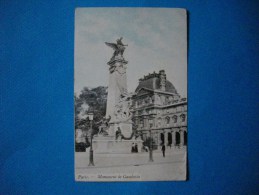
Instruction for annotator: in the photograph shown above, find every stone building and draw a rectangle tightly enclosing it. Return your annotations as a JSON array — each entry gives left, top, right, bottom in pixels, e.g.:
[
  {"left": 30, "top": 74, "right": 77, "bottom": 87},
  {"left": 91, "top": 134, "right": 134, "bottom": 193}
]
[{"left": 132, "top": 70, "right": 187, "bottom": 149}]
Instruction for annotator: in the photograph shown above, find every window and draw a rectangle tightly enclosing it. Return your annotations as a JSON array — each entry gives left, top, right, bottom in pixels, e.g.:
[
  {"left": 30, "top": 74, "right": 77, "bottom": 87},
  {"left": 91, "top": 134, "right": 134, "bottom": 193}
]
[
  {"left": 181, "top": 114, "right": 186, "bottom": 122},
  {"left": 173, "top": 115, "right": 177, "bottom": 123},
  {"left": 166, "top": 117, "right": 170, "bottom": 124}
]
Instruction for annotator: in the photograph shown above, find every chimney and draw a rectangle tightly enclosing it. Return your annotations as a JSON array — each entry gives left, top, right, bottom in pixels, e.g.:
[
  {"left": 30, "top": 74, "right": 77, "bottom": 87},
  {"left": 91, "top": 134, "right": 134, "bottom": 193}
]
[{"left": 159, "top": 70, "right": 166, "bottom": 91}]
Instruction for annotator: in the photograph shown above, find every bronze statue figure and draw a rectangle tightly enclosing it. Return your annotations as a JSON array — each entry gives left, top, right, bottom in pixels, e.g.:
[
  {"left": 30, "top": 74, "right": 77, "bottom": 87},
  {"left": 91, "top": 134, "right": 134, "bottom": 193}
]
[{"left": 105, "top": 37, "right": 128, "bottom": 60}]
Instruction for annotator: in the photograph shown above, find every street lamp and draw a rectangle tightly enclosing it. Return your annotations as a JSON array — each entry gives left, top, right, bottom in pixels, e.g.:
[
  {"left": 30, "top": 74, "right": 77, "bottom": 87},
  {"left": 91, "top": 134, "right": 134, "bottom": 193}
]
[{"left": 88, "top": 111, "right": 94, "bottom": 166}]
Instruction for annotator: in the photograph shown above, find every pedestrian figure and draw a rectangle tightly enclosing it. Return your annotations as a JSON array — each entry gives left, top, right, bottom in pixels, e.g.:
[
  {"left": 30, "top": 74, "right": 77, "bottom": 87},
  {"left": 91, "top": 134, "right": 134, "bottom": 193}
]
[
  {"left": 162, "top": 144, "right": 166, "bottom": 157},
  {"left": 131, "top": 143, "right": 135, "bottom": 153},
  {"left": 135, "top": 143, "right": 138, "bottom": 153}
]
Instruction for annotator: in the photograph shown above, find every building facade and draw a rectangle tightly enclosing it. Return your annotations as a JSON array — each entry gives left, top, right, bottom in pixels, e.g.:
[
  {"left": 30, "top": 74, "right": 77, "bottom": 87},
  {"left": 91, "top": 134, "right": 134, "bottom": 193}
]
[{"left": 132, "top": 70, "right": 187, "bottom": 149}]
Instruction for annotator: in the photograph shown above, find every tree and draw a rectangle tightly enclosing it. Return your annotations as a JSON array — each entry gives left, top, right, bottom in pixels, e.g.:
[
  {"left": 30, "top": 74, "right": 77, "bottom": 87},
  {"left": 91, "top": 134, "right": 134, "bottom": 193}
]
[{"left": 74, "top": 86, "right": 108, "bottom": 147}]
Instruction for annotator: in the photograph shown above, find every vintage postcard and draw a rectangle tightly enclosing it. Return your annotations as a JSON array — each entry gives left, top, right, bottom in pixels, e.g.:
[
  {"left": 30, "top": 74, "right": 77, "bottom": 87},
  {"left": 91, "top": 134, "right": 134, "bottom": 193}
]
[{"left": 74, "top": 8, "right": 187, "bottom": 181}]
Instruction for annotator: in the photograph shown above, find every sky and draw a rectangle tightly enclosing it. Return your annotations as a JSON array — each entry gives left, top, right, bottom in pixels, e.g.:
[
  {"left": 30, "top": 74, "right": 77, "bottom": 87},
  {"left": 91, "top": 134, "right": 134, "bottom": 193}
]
[{"left": 74, "top": 8, "right": 187, "bottom": 97}]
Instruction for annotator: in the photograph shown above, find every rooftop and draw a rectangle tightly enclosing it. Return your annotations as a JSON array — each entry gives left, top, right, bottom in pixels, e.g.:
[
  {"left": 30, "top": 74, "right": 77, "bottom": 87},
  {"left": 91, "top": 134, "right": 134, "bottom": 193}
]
[{"left": 135, "top": 70, "right": 178, "bottom": 94}]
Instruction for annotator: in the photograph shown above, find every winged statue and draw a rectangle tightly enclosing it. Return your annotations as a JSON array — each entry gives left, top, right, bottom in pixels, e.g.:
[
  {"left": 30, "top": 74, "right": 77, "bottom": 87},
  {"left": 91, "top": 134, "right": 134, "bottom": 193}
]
[{"left": 105, "top": 37, "right": 128, "bottom": 60}]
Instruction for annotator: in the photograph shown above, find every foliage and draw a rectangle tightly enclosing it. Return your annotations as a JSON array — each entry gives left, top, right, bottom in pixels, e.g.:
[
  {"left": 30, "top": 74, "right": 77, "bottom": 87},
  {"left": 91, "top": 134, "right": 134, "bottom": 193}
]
[{"left": 74, "top": 86, "right": 108, "bottom": 139}]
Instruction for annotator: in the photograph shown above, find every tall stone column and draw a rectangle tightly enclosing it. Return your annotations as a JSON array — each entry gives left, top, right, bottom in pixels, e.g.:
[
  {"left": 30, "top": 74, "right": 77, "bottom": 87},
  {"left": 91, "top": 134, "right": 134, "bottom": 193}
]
[
  {"left": 164, "top": 130, "right": 168, "bottom": 147},
  {"left": 105, "top": 58, "right": 128, "bottom": 122},
  {"left": 172, "top": 130, "right": 176, "bottom": 146},
  {"left": 180, "top": 129, "right": 185, "bottom": 146}
]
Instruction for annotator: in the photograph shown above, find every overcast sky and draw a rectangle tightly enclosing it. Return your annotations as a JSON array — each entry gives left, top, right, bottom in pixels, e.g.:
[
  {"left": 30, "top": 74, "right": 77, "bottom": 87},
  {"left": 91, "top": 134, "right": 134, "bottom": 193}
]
[{"left": 74, "top": 8, "right": 187, "bottom": 97}]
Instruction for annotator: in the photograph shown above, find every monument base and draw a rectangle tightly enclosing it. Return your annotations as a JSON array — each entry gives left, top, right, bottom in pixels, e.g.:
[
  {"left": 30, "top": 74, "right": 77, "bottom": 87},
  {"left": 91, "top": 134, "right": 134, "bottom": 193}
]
[
  {"left": 108, "top": 121, "right": 133, "bottom": 138},
  {"left": 92, "top": 135, "right": 143, "bottom": 154}
]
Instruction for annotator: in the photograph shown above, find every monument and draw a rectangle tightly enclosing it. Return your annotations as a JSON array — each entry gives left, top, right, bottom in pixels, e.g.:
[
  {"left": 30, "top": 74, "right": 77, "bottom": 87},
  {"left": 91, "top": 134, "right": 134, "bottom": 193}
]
[{"left": 92, "top": 37, "right": 143, "bottom": 153}]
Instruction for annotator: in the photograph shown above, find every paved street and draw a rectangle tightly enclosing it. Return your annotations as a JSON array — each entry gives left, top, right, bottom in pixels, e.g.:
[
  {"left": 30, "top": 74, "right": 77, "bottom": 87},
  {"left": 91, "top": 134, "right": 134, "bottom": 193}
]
[{"left": 75, "top": 148, "right": 187, "bottom": 181}]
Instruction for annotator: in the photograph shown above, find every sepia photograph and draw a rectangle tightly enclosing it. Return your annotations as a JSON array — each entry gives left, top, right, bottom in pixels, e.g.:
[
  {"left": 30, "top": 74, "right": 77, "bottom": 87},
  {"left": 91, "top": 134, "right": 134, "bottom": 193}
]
[{"left": 74, "top": 8, "right": 187, "bottom": 181}]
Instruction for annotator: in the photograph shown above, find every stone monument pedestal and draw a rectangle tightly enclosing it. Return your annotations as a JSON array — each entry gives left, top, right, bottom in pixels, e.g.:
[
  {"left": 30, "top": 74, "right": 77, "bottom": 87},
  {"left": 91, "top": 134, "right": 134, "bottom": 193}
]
[
  {"left": 92, "top": 135, "right": 143, "bottom": 154},
  {"left": 108, "top": 121, "right": 133, "bottom": 138}
]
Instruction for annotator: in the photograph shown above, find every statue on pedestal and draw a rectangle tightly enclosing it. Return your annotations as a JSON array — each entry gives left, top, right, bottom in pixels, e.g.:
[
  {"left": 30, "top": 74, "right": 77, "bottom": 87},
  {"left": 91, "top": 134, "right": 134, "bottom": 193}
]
[
  {"left": 105, "top": 37, "right": 128, "bottom": 61},
  {"left": 105, "top": 37, "right": 133, "bottom": 139},
  {"left": 91, "top": 37, "right": 143, "bottom": 153}
]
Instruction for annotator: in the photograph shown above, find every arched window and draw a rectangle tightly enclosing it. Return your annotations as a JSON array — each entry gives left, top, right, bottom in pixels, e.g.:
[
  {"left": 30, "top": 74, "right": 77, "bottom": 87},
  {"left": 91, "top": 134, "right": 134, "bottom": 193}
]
[
  {"left": 175, "top": 132, "right": 180, "bottom": 145},
  {"left": 173, "top": 115, "right": 177, "bottom": 123},
  {"left": 168, "top": 132, "right": 172, "bottom": 146},
  {"left": 160, "top": 133, "right": 165, "bottom": 145},
  {"left": 166, "top": 117, "right": 170, "bottom": 124},
  {"left": 181, "top": 114, "right": 186, "bottom": 122}
]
